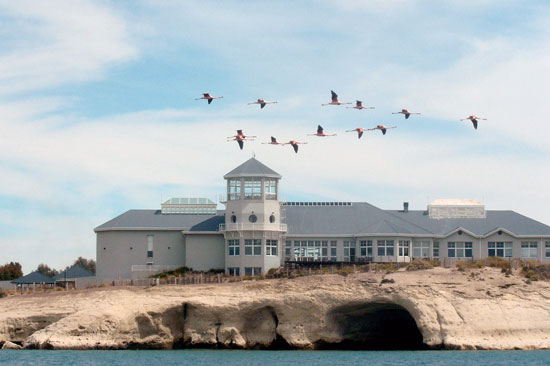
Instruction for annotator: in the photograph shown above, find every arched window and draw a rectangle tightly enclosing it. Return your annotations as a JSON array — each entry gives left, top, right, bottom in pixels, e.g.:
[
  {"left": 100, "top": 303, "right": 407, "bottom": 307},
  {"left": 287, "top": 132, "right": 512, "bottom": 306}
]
[{"left": 269, "top": 214, "right": 276, "bottom": 223}]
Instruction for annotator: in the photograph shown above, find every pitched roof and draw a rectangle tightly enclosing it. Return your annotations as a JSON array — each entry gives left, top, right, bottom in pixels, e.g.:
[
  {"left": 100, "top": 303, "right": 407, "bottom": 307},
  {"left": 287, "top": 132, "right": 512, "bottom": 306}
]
[
  {"left": 95, "top": 210, "right": 225, "bottom": 232},
  {"left": 11, "top": 271, "right": 54, "bottom": 284},
  {"left": 224, "top": 158, "right": 282, "bottom": 179},
  {"left": 53, "top": 265, "right": 95, "bottom": 280}
]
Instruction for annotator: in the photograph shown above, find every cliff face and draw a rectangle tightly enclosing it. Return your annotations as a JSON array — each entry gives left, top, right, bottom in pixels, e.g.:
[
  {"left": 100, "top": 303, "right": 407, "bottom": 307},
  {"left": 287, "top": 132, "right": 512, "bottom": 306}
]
[{"left": 1, "top": 267, "right": 550, "bottom": 350}]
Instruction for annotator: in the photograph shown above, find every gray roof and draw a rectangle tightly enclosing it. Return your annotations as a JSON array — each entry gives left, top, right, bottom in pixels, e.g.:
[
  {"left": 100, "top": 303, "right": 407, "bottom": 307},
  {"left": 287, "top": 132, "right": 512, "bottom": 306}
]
[
  {"left": 95, "top": 210, "right": 225, "bottom": 232},
  {"left": 224, "top": 158, "right": 282, "bottom": 179},
  {"left": 54, "top": 265, "right": 95, "bottom": 280},
  {"left": 11, "top": 271, "right": 54, "bottom": 284}
]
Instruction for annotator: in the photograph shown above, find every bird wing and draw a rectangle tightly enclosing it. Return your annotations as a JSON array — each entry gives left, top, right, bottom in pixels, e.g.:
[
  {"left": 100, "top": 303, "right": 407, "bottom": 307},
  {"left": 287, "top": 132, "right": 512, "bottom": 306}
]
[
  {"left": 292, "top": 143, "right": 298, "bottom": 153},
  {"left": 472, "top": 120, "right": 478, "bottom": 129},
  {"left": 271, "top": 136, "right": 277, "bottom": 143},
  {"left": 356, "top": 100, "right": 362, "bottom": 107},
  {"left": 208, "top": 99, "right": 213, "bottom": 104},
  {"left": 405, "top": 113, "right": 410, "bottom": 119},
  {"left": 203, "top": 93, "right": 210, "bottom": 97},
  {"left": 238, "top": 139, "right": 244, "bottom": 150},
  {"left": 358, "top": 130, "right": 364, "bottom": 139},
  {"left": 261, "top": 103, "right": 266, "bottom": 109},
  {"left": 331, "top": 90, "right": 338, "bottom": 102},
  {"left": 317, "top": 125, "right": 324, "bottom": 134},
  {"left": 381, "top": 128, "right": 387, "bottom": 135},
  {"left": 237, "top": 129, "right": 243, "bottom": 135}
]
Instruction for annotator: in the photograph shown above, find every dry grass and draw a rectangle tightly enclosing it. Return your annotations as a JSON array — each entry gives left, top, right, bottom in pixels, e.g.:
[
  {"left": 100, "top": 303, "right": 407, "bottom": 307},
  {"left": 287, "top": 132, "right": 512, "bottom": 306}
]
[
  {"left": 521, "top": 261, "right": 550, "bottom": 281},
  {"left": 406, "top": 259, "right": 441, "bottom": 271},
  {"left": 456, "top": 257, "right": 512, "bottom": 271}
]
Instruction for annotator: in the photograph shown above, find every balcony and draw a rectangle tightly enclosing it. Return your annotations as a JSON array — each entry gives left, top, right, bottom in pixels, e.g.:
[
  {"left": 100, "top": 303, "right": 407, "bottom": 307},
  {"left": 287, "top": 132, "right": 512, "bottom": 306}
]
[{"left": 219, "top": 223, "right": 287, "bottom": 232}]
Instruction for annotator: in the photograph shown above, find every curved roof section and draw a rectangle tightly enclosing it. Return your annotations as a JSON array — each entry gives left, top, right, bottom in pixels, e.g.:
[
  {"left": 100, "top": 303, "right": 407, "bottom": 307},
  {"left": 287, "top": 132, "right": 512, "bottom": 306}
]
[{"left": 224, "top": 158, "right": 282, "bottom": 179}]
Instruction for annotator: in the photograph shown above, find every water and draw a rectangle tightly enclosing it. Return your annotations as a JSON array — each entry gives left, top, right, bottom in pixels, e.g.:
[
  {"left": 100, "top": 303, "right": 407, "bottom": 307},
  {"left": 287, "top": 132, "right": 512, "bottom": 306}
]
[{"left": 1, "top": 350, "right": 550, "bottom": 366}]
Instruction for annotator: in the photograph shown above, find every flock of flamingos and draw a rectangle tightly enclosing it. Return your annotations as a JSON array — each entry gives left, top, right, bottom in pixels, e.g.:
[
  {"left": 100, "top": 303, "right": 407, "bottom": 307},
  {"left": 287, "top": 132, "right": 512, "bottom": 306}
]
[{"left": 196, "top": 90, "right": 486, "bottom": 153}]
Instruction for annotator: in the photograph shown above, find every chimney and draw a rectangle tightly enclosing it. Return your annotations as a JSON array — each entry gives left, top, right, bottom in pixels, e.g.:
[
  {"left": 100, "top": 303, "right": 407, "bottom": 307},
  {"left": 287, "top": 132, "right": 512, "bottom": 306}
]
[{"left": 403, "top": 202, "right": 409, "bottom": 213}]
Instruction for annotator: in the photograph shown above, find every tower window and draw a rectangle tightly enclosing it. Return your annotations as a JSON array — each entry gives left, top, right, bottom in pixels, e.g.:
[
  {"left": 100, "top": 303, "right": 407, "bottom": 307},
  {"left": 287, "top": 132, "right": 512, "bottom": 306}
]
[
  {"left": 269, "top": 214, "right": 275, "bottom": 223},
  {"left": 231, "top": 215, "right": 237, "bottom": 223},
  {"left": 264, "top": 180, "right": 277, "bottom": 200},
  {"left": 228, "top": 179, "right": 241, "bottom": 200},
  {"left": 244, "top": 179, "right": 262, "bottom": 199},
  {"left": 249, "top": 214, "right": 257, "bottom": 223}
]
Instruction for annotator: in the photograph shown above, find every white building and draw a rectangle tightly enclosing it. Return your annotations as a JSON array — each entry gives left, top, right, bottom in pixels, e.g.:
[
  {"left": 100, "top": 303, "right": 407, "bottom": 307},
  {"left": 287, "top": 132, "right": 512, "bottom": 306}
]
[{"left": 95, "top": 158, "right": 550, "bottom": 279}]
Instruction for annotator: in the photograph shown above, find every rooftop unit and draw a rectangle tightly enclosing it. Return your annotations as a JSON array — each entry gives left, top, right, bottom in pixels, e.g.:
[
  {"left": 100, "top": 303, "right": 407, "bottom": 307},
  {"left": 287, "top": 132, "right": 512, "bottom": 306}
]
[
  {"left": 161, "top": 197, "right": 217, "bottom": 215},
  {"left": 428, "top": 199, "right": 486, "bottom": 219}
]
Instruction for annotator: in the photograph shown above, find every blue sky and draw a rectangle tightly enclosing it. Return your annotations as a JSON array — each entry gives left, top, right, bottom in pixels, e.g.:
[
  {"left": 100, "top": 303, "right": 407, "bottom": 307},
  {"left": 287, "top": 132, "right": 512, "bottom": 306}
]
[{"left": 1, "top": 0, "right": 549, "bottom": 273}]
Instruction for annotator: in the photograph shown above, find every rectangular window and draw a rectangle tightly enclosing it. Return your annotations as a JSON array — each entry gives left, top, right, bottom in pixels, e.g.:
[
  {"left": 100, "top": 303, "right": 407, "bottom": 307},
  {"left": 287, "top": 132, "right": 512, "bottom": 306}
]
[
  {"left": 147, "top": 235, "right": 154, "bottom": 258},
  {"left": 228, "top": 239, "right": 240, "bottom": 256},
  {"left": 244, "top": 267, "right": 262, "bottom": 276},
  {"left": 343, "top": 240, "right": 356, "bottom": 262},
  {"left": 377, "top": 240, "right": 395, "bottom": 256},
  {"left": 244, "top": 179, "right": 262, "bottom": 199},
  {"left": 264, "top": 180, "right": 277, "bottom": 200},
  {"left": 245, "top": 239, "right": 262, "bottom": 256},
  {"left": 433, "top": 242, "right": 439, "bottom": 257},
  {"left": 413, "top": 240, "right": 430, "bottom": 258},
  {"left": 330, "top": 247, "right": 337, "bottom": 259},
  {"left": 545, "top": 242, "right": 550, "bottom": 258},
  {"left": 322, "top": 241, "right": 328, "bottom": 247},
  {"left": 285, "top": 240, "right": 291, "bottom": 258},
  {"left": 488, "top": 242, "right": 513, "bottom": 258},
  {"left": 447, "top": 242, "right": 473, "bottom": 258},
  {"left": 330, "top": 240, "right": 337, "bottom": 247},
  {"left": 228, "top": 267, "right": 240, "bottom": 276},
  {"left": 266, "top": 240, "right": 278, "bottom": 256},
  {"left": 228, "top": 179, "right": 241, "bottom": 200},
  {"left": 398, "top": 240, "right": 410, "bottom": 257},
  {"left": 360, "top": 240, "right": 373, "bottom": 257},
  {"left": 521, "top": 242, "right": 538, "bottom": 258}
]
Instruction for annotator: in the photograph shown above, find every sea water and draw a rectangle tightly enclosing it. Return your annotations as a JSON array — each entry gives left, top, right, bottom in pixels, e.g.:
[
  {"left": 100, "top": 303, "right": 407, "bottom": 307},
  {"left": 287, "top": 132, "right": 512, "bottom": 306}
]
[{"left": 1, "top": 350, "right": 550, "bottom": 366}]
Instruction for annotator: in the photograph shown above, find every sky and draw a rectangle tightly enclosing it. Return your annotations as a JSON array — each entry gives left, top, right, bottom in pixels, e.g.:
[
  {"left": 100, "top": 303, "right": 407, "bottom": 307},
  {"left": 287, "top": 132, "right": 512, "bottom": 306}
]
[{"left": 1, "top": 0, "right": 549, "bottom": 274}]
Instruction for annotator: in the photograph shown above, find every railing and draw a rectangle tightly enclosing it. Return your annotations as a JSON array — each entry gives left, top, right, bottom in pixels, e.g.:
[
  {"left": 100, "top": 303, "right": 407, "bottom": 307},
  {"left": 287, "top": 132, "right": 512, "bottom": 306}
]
[
  {"left": 219, "top": 223, "right": 287, "bottom": 231},
  {"left": 131, "top": 264, "right": 180, "bottom": 273}
]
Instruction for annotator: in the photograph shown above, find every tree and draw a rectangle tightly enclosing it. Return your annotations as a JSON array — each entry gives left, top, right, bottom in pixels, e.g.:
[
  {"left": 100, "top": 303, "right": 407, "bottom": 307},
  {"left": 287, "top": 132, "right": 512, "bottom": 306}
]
[
  {"left": 36, "top": 263, "right": 59, "bottom": 277},
  {"left": 72, "top": 257, "right": 96, "bottom": 274},
  {"left": 0, "top": 262, "right": 23, "bottom": 280}
]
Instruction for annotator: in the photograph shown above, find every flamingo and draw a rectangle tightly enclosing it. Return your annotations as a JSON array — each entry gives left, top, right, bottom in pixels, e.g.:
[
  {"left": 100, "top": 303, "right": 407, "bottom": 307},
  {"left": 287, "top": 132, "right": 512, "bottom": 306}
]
[
  {"left": 248, "top": 98, "right": 278, "bottom": 109},
  {"left": 392, "top": 109, "right": 421, "bottom": 119},
  {"left": 367, "top": 124, "right": 397, "bottom": 135},
  {"left": 227, "top": 130, "right": 256, "bottom": 150},
  {"left": 283, "top": 140, "right": 308, "bottom": 153},
  {"left": 195, "top": 92, "right": 223, "bottom": 104},
  {"left": 347, "top": 100, "right": 374, "bottom": 110},
  {"left": 262, "top": 136, "right": 284, "bottom": 145},
  {"left": 322, "top": 90, "right": 351, "bottom": 106},
  {"left": 308, "top": 125, "right": 337, "bottom": 137},
  {"left": 345, "top": 127, "right": 366, "bottom": 139},
  {"left": 460, "top": 115, "right": 487, "bottom": 130}
]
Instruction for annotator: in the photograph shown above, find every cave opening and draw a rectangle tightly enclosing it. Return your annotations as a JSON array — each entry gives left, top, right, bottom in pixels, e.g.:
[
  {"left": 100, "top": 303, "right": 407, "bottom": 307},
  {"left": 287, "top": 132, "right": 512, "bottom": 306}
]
[{"left": 319, "top": 302, "right": 429, "bottom": 350}]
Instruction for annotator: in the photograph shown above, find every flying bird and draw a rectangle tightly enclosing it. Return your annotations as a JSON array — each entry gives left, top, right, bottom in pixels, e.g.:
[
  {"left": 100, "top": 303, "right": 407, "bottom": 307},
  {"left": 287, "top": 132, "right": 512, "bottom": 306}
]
[
  {"left": 283, "top": 140, "right": 308, "bottom": 153},
  {"left": 195, "top": 92, "right": 223, "bottom": 104},
  {"left": 392, "top": 109, "right": 421, "bottom": 119},
  {"left": 227, "top": 130, "right": 256, "bottom": 150},
  {"left": 367, "top": 124, "right": 397, "bottom": 135},
  {"left": 308, "top": 125, "right": 337, "bottom": 137},
  {"left": 322, "top": 90, "right": 351, "bottom": 106},
  {"left": 460, "top": 115, "right": 487, "bottom": 130},
  {"left": 347, "top": 100, "right": 374, "bottom": 110},
  {"left": 248, "top": 98, "right": 278, "bottom": 109},
  {"left": 345, "top": 127, "right": 366, "bottom": 139},
  {"left": 262, "top": 136, "right": 284, "bottom": 145}
]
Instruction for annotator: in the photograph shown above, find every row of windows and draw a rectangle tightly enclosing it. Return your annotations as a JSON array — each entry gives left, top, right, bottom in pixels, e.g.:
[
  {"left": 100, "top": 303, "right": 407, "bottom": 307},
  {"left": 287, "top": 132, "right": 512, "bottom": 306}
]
[
  {"left": 227, "top": 267, "right": 262, "bottom": 276},
  {"left": 230, "top": 214, "right": 276, "bottom": 223},
  {"left": 227, "top": 239, "right": 278, "bottom": 256},
  {"left": 227, "top": 179, "right": 277, "bottom": 200}
]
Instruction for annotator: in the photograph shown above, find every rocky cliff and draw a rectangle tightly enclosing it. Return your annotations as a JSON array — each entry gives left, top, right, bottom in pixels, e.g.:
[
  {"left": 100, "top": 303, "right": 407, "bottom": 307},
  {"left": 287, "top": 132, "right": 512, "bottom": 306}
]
[{"left": 1, "top": 267, "right": 550, "bottom": 350}]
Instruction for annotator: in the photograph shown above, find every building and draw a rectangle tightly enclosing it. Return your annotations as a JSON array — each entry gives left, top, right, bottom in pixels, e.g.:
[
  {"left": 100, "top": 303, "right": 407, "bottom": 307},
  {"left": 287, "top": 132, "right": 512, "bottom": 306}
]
[{"left": 95, "top": 158, "right": 550, "bottom": 279}]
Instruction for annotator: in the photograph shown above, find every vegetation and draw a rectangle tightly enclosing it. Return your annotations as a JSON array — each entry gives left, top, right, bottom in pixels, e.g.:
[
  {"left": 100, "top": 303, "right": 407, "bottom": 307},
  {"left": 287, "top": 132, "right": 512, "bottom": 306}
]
[
  {"left": 456, "top": 257, "right": 512, "bottom": 271},
  {"left": 0, "top": 262, "right": 23, "bottom": 280},
  {"left": 36, "top": 263, "right": 59, "bottom": 277},
  {"left": 521, "top": 261, "right": 550, "bottom": 282},
  {"left": 0, "top": 289, "right": 7, "bottom": 298},
  {"left": 150, "top": 266, "right": 193, "bottom": 278},
  {"left": 406, "top": 259, "right": 440, "bottom": 271},
  {"left": 71, "top": 257, "right": 96, "bottom": 274}
]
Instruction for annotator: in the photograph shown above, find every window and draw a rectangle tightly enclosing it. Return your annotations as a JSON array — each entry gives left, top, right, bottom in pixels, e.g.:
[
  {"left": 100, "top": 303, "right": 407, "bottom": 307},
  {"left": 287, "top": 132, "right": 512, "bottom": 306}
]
[
  {"left": 545, "top": 242, "right": 550, "bottom": 258},
  {"left": 398, "top": 240, "right": 410, "bottom": 257},
  {"left": 521, "top": 242, "right": 538, "bottom": 258},
  {"left": 228, "top": 267, "right": 240, "bottom": 276},
  {"left": 448, "top": 242, "right": 473, "bottom": 258},
  {"left": 266, "top": 240, "right": 278, "bottom": 256},
  {"left": 360, "top": 240, "right": 373, "bottom": 257},
  {"left": 245, "top": 239, "right": 262, "bottom": 256},
  {"left": 228, "top": 240, "right": 240, "bottom": 256},
  {"left": 264, "top": 180, "right": 277, "bottom": 200},
  {"left": 147, "top": 235, "right": 154, "bottom": 258},
  {"left": 433, "top": 242, "right": 439, "bottom": 258},
  {"left": 231, "top": 215, "right": 237, "bottom": 223},
  {"left": 377, "top": 240, "right": 394, "bottom": 256},
  {"left": 488, "top": 242, "right": 513, "bottom": 258},
  {"left": 269, "top": 214, "right": 276, "bottom": 223},
  {"left": 413, "top": 241, "right": 430, "bottom": 258},
  {"left": 244, "top": 179, "right": 262, "bottom": 199},
  {"left": 249, "top": 214, "right": 257, "bottom": 223},
  {"left": 285, "top": 240, "right": 292, "bottom": 258},
  {"left": 228, "top": 179, "right": 241, "bottom": 200},
  {"left": 244, "top": 267, "right": 262, "bottom": 276},
  {"left": 343, "top": 240, "right": 356, "bottom": 262}
]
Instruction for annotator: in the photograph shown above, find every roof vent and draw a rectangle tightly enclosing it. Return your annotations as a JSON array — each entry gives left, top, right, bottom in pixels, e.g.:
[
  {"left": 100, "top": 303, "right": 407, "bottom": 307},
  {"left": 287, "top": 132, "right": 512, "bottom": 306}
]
[
  {"left": 403, "top": 202, "right": 409, "bottom": 213},
  {"left": 428, "top": 199, "right": 485, "bottom": 219},
  {"left": 161, "top": 197, "right": 217, "bottom": 215}
]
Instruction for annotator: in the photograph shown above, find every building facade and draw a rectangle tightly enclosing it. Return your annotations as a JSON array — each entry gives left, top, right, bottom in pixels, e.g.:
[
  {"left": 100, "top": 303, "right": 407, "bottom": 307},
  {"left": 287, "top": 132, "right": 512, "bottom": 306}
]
[{"left": 95, "top": 158, "right": 550, "bottom": 279}]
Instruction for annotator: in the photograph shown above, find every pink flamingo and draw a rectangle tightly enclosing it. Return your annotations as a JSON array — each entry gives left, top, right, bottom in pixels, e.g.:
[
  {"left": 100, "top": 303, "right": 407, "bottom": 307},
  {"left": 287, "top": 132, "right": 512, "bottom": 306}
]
[
  {"left": 392, "top": 109, "right": 421, "bottom": 119},
  {"left": 283, "top": 140, "right": 308, "bottom": 153},
  {"left": 345, "top": 127, "right": 366, "bottom": 139},
  {"left": 460, "top": 115, "right": 487, "bottom": 130},
  {"left": 248, "top": 98, "right": 278, "bottom": 109},
  {"left": 367, "top": 124, "right": 397, "bottom": 135},
  {"left": 262, "top": 136, "right": 284, "bottom": 145},
  {"left": 347, "top": 100, "right": 374, "bottom": 110},
  {"left": 195, "top": 92, "right": 223, "bottom": 104},
  {"left": 308, "top": 125, "right": 337, "bottom": 137},
  {"left": 227, "top": 130, "right": 256, "bottom": 150},
  {"left": 322, "top": 90, "right": 351, "bottom": 106}
]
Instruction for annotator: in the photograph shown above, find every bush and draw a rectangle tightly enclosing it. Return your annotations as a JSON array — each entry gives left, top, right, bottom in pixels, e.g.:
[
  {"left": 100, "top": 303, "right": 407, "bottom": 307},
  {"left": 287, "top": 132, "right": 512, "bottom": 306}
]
[
  {"left": 521, "top": 262, "right": 550, "bottom": 281},
  {"left": 456, "top": 257, "right": 511, "bottom": 271},
  {"left": 0, "top": 290, "right": 7, "bottom": 298},
  {"left": 406, "top": 259, "right": 440, "bottom": 271}
]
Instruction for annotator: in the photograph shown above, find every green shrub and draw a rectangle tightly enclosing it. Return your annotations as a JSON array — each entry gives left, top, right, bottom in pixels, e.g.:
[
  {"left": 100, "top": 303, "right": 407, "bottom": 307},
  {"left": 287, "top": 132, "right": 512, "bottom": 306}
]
[
  {"left": 0, "top": 290, "right": 7, "bottom": 298},
  {"left": 406, "top": 259, "right": 440, "bottom": 271}
]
